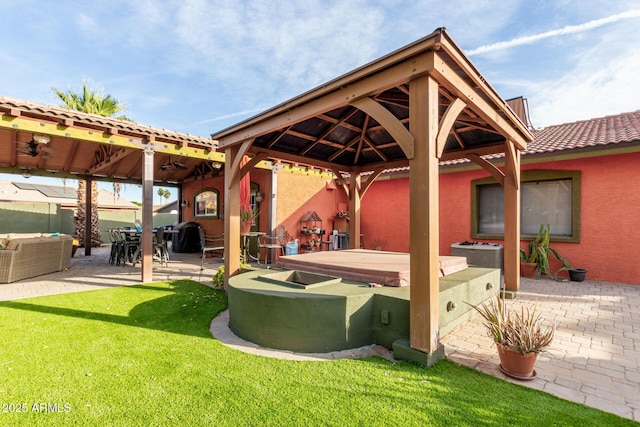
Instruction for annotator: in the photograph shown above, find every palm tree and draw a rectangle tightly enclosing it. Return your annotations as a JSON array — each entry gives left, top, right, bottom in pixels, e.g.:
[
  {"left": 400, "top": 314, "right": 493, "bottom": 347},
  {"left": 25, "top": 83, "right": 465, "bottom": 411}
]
[
  {"left": 53, "top": 80, "right": 129, "bottom": 247},
  {"left": 157, "top": 188, "right": 166, "bottom": 204}
]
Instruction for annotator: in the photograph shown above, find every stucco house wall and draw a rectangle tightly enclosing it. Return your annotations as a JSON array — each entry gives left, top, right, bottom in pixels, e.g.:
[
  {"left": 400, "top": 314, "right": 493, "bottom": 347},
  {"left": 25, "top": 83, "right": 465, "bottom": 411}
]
[{"left": 360, "top": 151, "right": 640, "bottom": 285}]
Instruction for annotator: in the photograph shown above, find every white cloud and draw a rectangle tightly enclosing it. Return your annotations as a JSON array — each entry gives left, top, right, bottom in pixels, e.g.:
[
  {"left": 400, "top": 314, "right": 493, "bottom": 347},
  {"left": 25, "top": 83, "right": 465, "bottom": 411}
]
[
  {"left": 467, "top": 9, "right": 640, "bottom": 55},
  {"left": 530, "top": 47, "right": 640, "bottom": 127}
]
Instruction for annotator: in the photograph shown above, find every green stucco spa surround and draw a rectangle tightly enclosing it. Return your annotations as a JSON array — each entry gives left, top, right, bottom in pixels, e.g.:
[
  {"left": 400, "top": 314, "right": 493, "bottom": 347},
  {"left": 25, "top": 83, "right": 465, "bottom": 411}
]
[{"left": 227, "top": 267, "right": 500, "bottom": 356}]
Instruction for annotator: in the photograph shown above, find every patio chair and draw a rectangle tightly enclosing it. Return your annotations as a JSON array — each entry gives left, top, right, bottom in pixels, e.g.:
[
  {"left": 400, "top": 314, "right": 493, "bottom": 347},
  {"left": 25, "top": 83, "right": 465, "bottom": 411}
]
[
  {"left": 153, "top": 227, "right": 169, "bottom": 266},
  {"left": 118, "top": 229, "right": 140, "bottom": 266},
  {"left": 257, "top": 225, "right": 286, "bottom": 265},
  {"left": 198, "top": 227, "right": 224, "bottom": 278}
]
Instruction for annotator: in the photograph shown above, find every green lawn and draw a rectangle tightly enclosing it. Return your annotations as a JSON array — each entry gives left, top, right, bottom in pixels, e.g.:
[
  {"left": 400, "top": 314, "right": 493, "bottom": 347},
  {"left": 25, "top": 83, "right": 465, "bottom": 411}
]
[{"left": 0, "top": 280, "right": 635, "bottom": 426}]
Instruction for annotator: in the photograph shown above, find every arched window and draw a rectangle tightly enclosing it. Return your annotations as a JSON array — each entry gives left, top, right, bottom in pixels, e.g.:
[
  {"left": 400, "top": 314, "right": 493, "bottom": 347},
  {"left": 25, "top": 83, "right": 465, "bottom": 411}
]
[{"left": 194, "top": 189, "right": 219, "bottom": 218}]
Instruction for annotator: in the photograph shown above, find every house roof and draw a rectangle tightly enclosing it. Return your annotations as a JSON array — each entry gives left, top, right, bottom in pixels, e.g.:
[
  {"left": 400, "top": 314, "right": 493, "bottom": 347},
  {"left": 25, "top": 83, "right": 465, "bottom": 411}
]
[
  {"left": 528, "top": 110, "right": 640, "bottom": 155},
  {"left": 0, "top": 180, "right": 139, "bottom": 209}
]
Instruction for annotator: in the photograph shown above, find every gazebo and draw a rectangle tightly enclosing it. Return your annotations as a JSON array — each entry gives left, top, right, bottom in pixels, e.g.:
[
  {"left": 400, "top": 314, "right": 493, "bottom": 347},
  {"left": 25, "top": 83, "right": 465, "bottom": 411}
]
[{"left": 212, "top": 28, "right": 532, "bottom": 364}]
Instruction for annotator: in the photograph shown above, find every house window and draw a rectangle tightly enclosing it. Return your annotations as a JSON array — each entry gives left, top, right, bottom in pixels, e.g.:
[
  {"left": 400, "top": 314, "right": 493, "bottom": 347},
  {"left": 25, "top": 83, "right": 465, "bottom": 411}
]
[
  {"left": 194, "top": 189, "right": 219, "bottom": 218},
  {"left": 472, "top": 171, "right": 580, "bottom": 242}
]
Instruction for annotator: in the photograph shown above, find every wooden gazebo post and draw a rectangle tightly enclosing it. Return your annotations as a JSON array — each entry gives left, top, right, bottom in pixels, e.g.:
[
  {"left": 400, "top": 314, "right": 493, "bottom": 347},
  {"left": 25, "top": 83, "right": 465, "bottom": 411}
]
[
  {"left": 403, "top": 73, "right": 444, "bottom": 364},
  {"left": 503, "top": 141, "right": 521, "bottom": 296},
  {"left": 224, "top": 145, "right": 243, "bottom": 288}
]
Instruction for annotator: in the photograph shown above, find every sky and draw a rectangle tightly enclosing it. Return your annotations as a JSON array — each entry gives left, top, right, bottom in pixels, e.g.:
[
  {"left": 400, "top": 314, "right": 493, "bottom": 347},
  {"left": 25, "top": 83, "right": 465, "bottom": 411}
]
[{"left": 1, "top": 0, "right": 638, "bottom": 203}]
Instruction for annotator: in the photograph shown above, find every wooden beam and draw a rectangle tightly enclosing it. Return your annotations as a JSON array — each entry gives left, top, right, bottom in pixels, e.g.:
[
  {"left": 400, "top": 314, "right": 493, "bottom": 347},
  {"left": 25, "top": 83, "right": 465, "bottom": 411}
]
[
  {"left": 436, "top": 98, "right": 466, "bottom": 158},
  {"left": 0, "top": 114, "right": 221, "bottom": 161},
  {"left": 216, "top": 53, "right": 436, "bottom": 148},
  {"left": 359, "top": 166, "right": 386, "bottom": 198},
  {"left": 503, "top": 140, "right": 521, "bottom": 295},
  {"left": 466, "top": 153, "right": 505, "bottom": 186},
  {"left": 429, "top": 57, "right": 529, "bottom": 150},
  {"left": 438, "top": 143, "right": 507, "bottom": 162},
  {"left": 88, "top": 148, "right": 133, "bottom": 174},
  {"left": 505, "top": 139, "right": 520, "bottom": 190},
  {"left": 229, "top": 139, "right": 253, "bottom": 188},
  {"left": 349, "top": 96, "right": 414, "bottom": 159},
  {"left": 409, "top": 74, "right": 441, "bottom": 356}
]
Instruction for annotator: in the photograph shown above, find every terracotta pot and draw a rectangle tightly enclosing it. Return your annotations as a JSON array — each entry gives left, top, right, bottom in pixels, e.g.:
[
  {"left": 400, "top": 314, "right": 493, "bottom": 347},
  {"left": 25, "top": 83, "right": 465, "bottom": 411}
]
[
  {"left": 496, "top": 344, "right": 538, "bottom": 380},
  {"left": 241, "top": 221, "right": 252, "bottom": 234},
  {"left": 520, "top": 262, "right": 538, "bottom": 278}
]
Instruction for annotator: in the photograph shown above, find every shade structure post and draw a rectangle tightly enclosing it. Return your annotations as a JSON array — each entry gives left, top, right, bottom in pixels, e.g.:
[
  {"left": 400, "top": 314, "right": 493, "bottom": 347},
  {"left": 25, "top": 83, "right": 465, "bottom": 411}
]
[
  {"left": 407, "top": 73, "right": 444, "bottom": 364},
  {"left": 503, "top": 140, "right": 521, "bottom": 296},
  {"left": 141, "top": 146, "right": 154, "bottom": 282},
  {"left": 84, "top": 177, "right": 92, "bottom": 257},
  {"left": 224, "top": 145, "right": 243, "bottom": 289},
  {"left": 348, "top": 172, "right": 361, "bottom": 249}
]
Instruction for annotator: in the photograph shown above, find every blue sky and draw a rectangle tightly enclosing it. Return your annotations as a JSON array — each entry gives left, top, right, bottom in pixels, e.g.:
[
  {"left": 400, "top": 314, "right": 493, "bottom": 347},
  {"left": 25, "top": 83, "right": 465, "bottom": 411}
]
[{"left": 1, "top": 1, "right": 639, "bottom": 202}]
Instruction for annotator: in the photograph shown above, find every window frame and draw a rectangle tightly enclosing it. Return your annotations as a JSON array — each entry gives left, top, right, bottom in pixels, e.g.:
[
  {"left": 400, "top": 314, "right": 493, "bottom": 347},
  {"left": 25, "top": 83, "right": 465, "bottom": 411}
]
[
  {"left": 471, "top": 170, "right": 581, "bottom": 242},
  {"left": 194, "top": 188, "right": 220, "bottom": 219}
]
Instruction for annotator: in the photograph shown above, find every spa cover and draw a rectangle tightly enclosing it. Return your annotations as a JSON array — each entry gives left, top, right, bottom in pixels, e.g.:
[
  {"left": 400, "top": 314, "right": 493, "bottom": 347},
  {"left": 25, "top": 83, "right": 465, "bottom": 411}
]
[{"left": 277, "top": 249, "right": 468, "bottom": 287}]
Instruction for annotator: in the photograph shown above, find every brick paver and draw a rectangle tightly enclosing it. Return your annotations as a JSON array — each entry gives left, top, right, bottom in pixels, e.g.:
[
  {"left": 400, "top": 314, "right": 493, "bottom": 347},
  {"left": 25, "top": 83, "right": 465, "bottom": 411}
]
[
  {"left": 442, "top": 276, "right": 640, "bottom": 421},
  {"left": 1, "top": 247, "right": 638, "bottom": 421}
]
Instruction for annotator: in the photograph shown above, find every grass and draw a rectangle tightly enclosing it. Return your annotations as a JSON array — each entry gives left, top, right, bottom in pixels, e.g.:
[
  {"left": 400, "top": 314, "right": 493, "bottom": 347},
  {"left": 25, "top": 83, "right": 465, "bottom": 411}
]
[{"left": 0, "top": 280, "right": 635, "bottom": 426}]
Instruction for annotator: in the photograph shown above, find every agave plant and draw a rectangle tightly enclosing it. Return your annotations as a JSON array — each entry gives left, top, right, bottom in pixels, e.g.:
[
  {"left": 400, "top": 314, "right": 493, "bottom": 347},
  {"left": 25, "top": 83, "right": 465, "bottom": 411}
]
[{"left": 468, "top": 297, "right": 555, "bottom": 355}]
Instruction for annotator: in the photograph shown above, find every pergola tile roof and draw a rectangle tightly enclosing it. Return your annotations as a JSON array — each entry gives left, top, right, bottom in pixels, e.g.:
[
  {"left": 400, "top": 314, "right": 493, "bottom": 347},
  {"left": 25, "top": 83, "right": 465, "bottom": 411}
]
[
  {"left": 0, "top": 96, "right": 215, "bottom": 147},
  {"left": 0, "top": 96, "right": 222, "bottom": 184}
]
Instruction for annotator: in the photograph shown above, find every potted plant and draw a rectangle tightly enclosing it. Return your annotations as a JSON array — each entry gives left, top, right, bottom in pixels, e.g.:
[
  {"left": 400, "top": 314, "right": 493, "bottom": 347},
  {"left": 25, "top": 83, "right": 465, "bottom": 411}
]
[
  {"left": 553, "top": 254, "right": 588, "bottom": 282},
  {"left": 520, "top": 224, "right": 567, "bottom": 279},
  {"left": 468, "top": 296, "right": 555, "bottom": 380},
  {"left": 240, "top": 207, "right": 258, "bottom": 233}
]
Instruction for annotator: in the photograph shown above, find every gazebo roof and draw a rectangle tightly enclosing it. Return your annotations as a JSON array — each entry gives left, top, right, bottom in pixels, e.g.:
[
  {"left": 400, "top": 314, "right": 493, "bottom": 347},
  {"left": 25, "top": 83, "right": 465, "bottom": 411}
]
[{"left": 212, "top": 28, "right": 532, "bottom": 172}]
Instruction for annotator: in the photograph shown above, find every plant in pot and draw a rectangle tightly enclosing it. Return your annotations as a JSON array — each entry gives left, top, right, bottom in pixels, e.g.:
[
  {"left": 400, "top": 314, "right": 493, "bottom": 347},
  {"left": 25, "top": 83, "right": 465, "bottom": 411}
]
[
  {"left": 553, "top": 254, "right": 588, "bottom": 282},
  {"left": 468, "top": 296, "right": 555, "bottom": 380},
  {"left": 520, "top": 224, "right": 568, "bottom": 279},
  {"left": 240, "top": 207, "right": 258, "bottom": 233}
]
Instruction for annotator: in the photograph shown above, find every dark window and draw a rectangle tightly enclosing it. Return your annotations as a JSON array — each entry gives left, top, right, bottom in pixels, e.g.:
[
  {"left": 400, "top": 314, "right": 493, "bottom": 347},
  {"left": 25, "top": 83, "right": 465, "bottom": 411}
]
[{"left": 472, "top": 170, "right": 580, "bottom": 242}]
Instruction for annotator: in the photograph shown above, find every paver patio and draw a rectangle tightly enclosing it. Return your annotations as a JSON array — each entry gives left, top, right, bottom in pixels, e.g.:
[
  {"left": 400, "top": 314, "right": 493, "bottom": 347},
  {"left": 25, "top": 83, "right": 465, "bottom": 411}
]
[{"left": 1, "top": 245, "right": 638, "bottom": 421}]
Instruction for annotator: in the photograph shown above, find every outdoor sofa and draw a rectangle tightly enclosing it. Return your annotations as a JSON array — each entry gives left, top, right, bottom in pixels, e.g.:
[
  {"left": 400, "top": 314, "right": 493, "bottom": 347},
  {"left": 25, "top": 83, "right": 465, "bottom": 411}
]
[{"left": 0, "top": 233, "right": 73, "bottom": 283}]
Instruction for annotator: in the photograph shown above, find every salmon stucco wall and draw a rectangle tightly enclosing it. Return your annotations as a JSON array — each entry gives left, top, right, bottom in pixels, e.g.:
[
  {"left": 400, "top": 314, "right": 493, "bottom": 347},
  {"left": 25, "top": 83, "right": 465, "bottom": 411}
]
[
  {"left": 276, "top": 171, "right": 349, "bottom": 243},
  {"left": 361, "top": 152, "right": 640, "bottom": 285},
  {"left": 181, "top": 169, "right": 272, "bottom": 237}
]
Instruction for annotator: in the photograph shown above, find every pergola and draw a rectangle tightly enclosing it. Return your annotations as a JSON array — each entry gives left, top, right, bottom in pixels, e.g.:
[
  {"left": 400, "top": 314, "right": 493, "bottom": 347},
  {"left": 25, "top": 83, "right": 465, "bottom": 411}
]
[
  {"left": 0, "top": 96, "right": 221, "bottom": 282},
  {"left": 213, "top": 28, "right": 533, "bottom": 362}
]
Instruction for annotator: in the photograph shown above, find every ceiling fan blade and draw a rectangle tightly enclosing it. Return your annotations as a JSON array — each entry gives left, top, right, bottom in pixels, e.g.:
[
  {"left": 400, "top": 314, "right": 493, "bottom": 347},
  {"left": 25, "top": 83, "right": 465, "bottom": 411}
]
[
  {"left": 41, "top": 155, "right": 53, "bottom": 160},
  {"left": 40, "top": 146, "right": 55, "bottom": 153}
]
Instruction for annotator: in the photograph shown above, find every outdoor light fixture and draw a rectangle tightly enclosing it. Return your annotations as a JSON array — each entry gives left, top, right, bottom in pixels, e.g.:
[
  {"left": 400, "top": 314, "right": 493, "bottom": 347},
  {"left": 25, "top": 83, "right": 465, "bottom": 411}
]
[
  {"left": 181, "top": 200, "right": 189, "bottom": 207},
  {"left": 33, "top": 134, "right": 51, "bottom": 144},
  {"left": 211, "top": 161, "right": 223, "bottom": 170},
  {"left": 254, "top": 192, "right": 264, "bottom": 203}
]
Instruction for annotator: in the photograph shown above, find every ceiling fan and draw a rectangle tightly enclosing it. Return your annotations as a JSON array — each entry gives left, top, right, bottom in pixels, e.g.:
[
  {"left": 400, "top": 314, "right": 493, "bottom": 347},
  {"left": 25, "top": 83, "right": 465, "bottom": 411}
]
[
  {"left": 160, "top": 158, "right": 187, "bottom": 171},
  {"left": 17, "top": 135, "right": 54, "bottom": 160}
]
